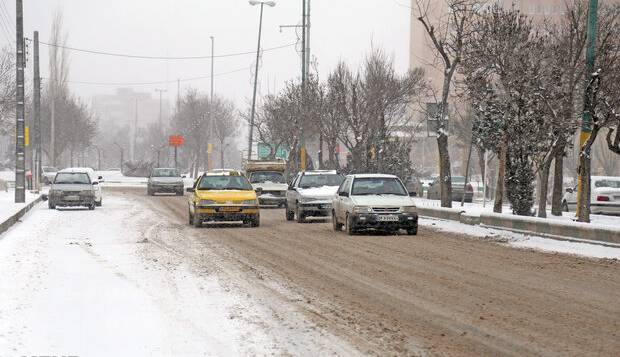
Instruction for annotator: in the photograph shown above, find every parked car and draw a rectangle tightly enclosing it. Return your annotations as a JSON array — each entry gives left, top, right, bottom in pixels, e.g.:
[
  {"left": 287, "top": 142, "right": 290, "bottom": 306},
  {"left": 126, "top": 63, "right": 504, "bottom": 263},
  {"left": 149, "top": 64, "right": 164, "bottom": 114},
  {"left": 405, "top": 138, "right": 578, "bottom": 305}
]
[
  {"left": 403, "top": 175, "right": 423, "bottom": 197},
  {"left": 427, "top": 176, "right": 474, "bottom": 203},
  {"left": 285, "top": 170, "right": 345, "bottom": 223},
  {"left": 59, "top": 167, "right": 103, "bottom": 206},
  {"left": 147, "top": 167, "right": 184, "bottom": 196},
  {"left": 332, "top": 174, "right": 418, "bottom": 235},
  {"left": 562, "top": 176, "right": 620, "bottom": 215},
  {"left": 48, "top": 170, "right": 98, "bottom": 210},
  {"left": 41, "top": 166, "right": 59, "bottom": 184},
  {"left": 187, "top": 170, "right": 260, "bottom": 227}
]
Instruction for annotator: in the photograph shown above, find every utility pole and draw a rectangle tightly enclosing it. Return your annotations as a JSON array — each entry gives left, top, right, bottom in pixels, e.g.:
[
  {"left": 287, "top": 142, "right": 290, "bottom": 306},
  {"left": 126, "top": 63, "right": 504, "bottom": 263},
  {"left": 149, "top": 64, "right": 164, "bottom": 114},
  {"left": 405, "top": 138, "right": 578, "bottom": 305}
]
[
  {"left": 33, "top": 31, "right": 41, "bottom": 192},
  {"left": 248, "top": 1, "right": 275, "bottom": 160},
  {"left": 131, "top": 98, "right": 138, "bottom": 162},
  {"left": 155, "top": 89, "right": 166, "bottom": 128},
  {"left": 576, "top": 0, "right": 599, "bottom": 222},
  {"left": 208, "top": 35, "right": 214, "bottom": 172},
  {"left": 14, "top": 0, "right": 25, "bottom": 203}
]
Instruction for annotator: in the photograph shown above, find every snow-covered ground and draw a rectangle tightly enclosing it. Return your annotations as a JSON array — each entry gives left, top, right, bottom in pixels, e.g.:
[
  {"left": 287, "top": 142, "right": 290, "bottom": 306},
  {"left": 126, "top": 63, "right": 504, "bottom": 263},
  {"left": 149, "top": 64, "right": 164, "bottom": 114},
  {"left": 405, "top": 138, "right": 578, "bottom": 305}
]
[
  {"left": 0, "top": 195, "right": 356, "bottom": 356},
  {"left": 419, "top": 217, "right": 620, "bottom": 260},
  {"left": 413, "top": 197, "right": 620, "bottom": 230},
  {"left": 0, "top": 189, "right": 40, "bottom": 224}
]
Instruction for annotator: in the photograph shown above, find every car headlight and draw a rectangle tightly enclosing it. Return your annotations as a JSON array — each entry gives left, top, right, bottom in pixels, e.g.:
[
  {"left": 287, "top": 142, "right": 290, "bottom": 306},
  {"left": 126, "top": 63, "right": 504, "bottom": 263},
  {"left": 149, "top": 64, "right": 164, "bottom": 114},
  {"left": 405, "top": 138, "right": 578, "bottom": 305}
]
[
  {"left": 353, "top": 206, "right": 372, "bottom": 214},
  {"left": 241, "top": 199, "right": 258, "bottom": 205},
  {"left": 199, "top": 199, "right": 216, "bottom": 206},
  {"left": 402, "top": 206, "right": 417, "bottom": 213}
]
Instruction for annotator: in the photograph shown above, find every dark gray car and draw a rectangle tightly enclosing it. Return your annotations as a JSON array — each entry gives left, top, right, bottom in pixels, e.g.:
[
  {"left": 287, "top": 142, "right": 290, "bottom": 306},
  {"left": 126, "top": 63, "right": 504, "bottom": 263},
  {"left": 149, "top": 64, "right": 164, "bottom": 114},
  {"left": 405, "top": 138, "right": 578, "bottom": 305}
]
[
  {"left": 147, "top": 168, "right": 184, "bottom": 196},
  {"left": 48, "top": 172, "right": 97, "bottom": 210},
  {"left": 427, "top": 176, "right": 474, "bottom": 203}
]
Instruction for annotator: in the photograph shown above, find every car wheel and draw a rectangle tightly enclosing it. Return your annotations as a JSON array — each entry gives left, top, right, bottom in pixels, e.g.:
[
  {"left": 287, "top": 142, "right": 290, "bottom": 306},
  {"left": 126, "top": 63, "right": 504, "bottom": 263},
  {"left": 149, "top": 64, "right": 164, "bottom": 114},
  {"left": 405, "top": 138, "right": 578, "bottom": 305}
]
[
  {"left": 332, "top": 211, "right": 343, "bottom": 231},
  {"left": 562, "top": 200, "right": 569, "bottom": 212},
  {"left": 250, "top": 215, "right": 260, "bottom": 227},
  {"left": 188, "top": 209, "right": 194, "bottom": 225},
  {"left": 296, "top": 205, "right": 306, "bottom": 223},
  {"left": 89, "top": 204, "right": 95, "bottom": 211},
  {"left": 176, "top": 190, "right": 183, "bottom": 196},
  {"left": 192, "top": 213, "right": 202, "bottom": 228},
  {"left": 407, "top": 227, "right": 418, "bottom": 236},
  {"left": 285, "top": 204, "right": 294, "bottom": 221},
  {"left": 345, "top": 214, "right": 356, "bottom": 236},
  {"left": 95, "top": 199, "right": 102, "bottom": 207},
  {"left": 48, "top": 201, "right": 55, "bottom": 210}
]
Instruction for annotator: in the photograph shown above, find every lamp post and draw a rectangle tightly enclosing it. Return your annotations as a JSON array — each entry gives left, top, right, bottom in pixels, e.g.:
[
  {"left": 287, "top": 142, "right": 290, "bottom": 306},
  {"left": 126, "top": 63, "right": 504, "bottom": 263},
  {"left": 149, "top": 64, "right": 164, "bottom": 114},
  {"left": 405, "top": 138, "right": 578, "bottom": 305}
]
[{"left": 247, "top": 0, "right": 276, "bottom": 161}]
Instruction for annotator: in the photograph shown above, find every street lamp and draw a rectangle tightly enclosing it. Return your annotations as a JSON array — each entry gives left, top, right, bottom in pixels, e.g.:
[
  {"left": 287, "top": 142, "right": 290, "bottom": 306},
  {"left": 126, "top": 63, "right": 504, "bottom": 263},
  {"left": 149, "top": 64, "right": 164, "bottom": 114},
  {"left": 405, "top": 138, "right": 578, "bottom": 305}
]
[{"left": 247, "top": 0, "right": 276, "bottom": 161}]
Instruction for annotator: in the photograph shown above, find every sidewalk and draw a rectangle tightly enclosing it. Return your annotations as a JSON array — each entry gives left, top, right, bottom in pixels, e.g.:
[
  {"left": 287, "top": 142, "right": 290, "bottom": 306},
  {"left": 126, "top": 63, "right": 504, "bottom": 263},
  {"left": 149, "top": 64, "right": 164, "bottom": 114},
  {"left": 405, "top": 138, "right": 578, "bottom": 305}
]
[{"left": 0, "top": 189, "right": 41, "bottom": 225}]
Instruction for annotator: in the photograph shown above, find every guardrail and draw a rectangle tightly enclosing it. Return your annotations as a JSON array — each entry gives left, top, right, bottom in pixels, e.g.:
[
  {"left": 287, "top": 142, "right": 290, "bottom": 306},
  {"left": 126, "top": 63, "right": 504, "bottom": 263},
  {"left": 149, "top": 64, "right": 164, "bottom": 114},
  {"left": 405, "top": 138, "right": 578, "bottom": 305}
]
[{"left": 416, "top": 206, "right": 620, "bottom": 246}]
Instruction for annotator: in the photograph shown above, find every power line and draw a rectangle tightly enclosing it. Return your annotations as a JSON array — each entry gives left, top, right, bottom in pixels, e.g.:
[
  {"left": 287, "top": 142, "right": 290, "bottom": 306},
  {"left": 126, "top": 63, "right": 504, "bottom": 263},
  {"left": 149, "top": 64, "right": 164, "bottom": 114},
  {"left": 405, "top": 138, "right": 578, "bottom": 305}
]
[
  {"left": 43, "top": 65, "right": 253, "bottom": 87},
  {"left": 39, "top": 41, "right": 296, "bottom": 60}
]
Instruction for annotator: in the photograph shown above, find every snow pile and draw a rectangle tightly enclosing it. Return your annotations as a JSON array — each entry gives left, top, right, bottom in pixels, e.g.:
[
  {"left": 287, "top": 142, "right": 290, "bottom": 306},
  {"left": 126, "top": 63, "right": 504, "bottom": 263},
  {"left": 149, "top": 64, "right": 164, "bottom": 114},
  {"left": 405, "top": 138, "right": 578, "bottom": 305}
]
[{"left": 0, "top": 189, "right": 40, "bottom": 224}]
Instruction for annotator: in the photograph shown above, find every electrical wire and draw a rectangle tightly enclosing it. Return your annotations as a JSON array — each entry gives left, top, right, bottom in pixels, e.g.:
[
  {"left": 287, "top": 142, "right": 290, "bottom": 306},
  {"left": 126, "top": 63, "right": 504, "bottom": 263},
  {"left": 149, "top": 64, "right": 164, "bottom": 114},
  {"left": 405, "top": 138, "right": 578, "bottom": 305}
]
[
  {"left": 39, "top": 41, "right": 296, "bottom": 60},
  {"left": 43, "top": 65, "right": 253, "bottom": 86}
]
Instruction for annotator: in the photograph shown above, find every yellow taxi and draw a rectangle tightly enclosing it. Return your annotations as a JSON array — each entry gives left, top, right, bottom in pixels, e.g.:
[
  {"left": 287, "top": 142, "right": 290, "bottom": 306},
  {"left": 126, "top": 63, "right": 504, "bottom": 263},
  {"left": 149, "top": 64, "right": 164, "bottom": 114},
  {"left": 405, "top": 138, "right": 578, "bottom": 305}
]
[{"left": 187, "top": 170, "right": 260, "bottom": 227}]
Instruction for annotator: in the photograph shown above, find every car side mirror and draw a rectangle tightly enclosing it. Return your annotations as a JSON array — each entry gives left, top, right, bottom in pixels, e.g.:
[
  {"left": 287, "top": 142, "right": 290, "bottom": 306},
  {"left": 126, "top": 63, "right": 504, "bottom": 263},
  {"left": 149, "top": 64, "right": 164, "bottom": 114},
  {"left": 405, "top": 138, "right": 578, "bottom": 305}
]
[
  {"left": 41, "top": 194, "right": 48, "bottom": 201},
  {"left": 566, "top": 188, "right": 574, "bottom": 193},
  {"left": 288, "top": 185, "right": 294, "bottom": 190},
  {"left": 182, "top": 175, "right": 187, "bottom": 178},
  {"left": 186, "top": 187, "right": 195, "bottom": 193},
  {"left": 339, "top": 191, "right": 349, "bottom": 197},
  {"left": 92, "top": 181, "right": 99, "bottom": 186},
  {"left": 255, "top": 187, "right": 263, "bottom": 195},
  {"left": 98, "top": 176, "right": 103, "bottom": 180},
  {"left": 409, "top": 191, "right": 417, "bottom": 197}
]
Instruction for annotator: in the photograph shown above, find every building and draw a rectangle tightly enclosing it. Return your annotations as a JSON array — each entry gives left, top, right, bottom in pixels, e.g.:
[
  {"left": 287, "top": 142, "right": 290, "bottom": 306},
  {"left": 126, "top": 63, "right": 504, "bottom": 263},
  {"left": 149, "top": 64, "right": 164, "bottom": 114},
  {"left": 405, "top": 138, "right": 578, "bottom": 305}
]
[{"left": 91, "top": 88, "right": 169, "bottom": 161}]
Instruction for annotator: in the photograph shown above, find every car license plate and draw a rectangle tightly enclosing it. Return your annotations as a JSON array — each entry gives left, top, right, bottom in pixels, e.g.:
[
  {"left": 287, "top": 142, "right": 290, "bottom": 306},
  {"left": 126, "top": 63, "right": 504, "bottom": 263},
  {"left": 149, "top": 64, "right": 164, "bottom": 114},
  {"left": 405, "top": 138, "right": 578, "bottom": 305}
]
[
  {"left": 220, "top": 207, "right": 240, "bottom": 212},
  {"left": 378, "top": 215, "right": 399, "bottom": 222},
  {"left": 65, "top": 196, "right": 79, "bottom": 201}
]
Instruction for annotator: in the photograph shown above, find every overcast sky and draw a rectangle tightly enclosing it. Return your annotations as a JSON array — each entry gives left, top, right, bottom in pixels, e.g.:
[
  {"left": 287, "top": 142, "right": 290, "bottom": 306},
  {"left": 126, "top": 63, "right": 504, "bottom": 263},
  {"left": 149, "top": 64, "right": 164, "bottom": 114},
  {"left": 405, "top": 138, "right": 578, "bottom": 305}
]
[{"left": 5, "top": 0, "right": 411, "bottom": 109}]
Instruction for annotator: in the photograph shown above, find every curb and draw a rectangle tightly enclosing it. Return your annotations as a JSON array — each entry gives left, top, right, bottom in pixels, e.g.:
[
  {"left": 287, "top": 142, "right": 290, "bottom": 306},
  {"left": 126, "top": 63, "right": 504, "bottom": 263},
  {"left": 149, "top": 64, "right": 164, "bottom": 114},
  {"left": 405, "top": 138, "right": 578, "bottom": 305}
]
[
  {"left": 0, "top": 196, "right": 43, "bottom": 236},
  {"left": 417, "top": 206, "right": 620, "bottom": 247}
]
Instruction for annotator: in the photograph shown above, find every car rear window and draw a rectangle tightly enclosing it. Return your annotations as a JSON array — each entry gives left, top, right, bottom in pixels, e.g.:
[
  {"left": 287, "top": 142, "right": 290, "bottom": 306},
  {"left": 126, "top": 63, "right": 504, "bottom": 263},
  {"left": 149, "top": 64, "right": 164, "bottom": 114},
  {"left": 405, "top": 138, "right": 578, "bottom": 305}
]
[
  {"left": 595, "top": 180, "right": 620, "bottom": 188},
  {"left": 54, "top": 173, "right": 91, "bottom": 184}
]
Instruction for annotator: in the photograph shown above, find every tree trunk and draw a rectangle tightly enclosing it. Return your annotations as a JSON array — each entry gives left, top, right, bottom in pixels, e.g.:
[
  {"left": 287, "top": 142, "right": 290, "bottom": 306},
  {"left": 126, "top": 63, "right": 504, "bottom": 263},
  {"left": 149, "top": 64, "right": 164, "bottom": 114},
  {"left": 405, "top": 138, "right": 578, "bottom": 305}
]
[
  {"left": 476, "top": 146, "right": 486, "bottom": 198},
  {"left": 550, "top": 142, "right": 566, "bottom": 216},
  {"left": 537, "top": 163, "right": 551, "bottom": 218},
  {"left": 494, "top": 139, "right": 507, "bottom": 213},
  {"left": 437, "top": 134, "right": 452, "bottom": 208},
  {"left": 318, "top": 133, "right": 324, "bottom": 170},
  {"left": 220, "top": 139, "right": 225, "bottom": 169},
  {"left": 577, "top": 149, "right": 591, "bottom": 223}
]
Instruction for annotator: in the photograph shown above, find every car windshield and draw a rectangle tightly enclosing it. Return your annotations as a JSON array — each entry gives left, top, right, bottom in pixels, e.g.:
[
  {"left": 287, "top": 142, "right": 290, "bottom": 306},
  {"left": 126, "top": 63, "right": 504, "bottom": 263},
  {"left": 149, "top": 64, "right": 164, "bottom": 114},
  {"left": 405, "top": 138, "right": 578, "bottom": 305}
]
[
  {"left": 299, "top": 174, "right": 344, "bottom": 188},
  {"left": 250, "top": 171, "right": 285, "bottom": 184},
  {"left": 198, "top": 175, "right": 253, "bottom": 190},
  {"left": 594, "top": 179, "right": 620, "bottom": 188},
  {"left": 351, "top": 177, "right": 408, "bottom": 196},
  {"left": 54, "top": 172, "right": 91, "bottom": 184},
  {"left": 452, "top": 176, "right": 466, "bottom": 184},
  {"left": 152, "top": 168, "right": 179, "bottom": 177}
]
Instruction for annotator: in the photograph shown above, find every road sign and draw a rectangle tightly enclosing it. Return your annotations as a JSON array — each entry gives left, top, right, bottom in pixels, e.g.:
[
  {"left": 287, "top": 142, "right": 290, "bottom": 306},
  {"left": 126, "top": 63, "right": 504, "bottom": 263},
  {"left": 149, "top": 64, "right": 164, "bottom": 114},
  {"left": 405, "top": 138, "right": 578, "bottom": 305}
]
[
  {"left": 169, "top": 135, "right": 184, "bottom": 147},
  {"left": 257, "top": 143, "right": 289, "bottom": 159}
]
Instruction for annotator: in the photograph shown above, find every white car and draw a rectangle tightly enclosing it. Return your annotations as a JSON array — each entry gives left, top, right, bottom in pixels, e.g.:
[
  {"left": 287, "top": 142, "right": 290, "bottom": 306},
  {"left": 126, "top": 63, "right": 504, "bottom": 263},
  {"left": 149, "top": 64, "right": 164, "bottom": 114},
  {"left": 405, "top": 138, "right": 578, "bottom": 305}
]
[
  {"left": 285, "top": 170, "right": 345, "bottom": 223},
  {"left": 562, "top": 176, "right": 620, "bottom": 215},
  {"left": 41, "top": 166, "right": 59, "bottom": 185},
  {"left": 60, "top": 167, "right": 104, "bottom": 206},
  {"left": 332, "top": 174, "right": 419, "bottom": 235}
]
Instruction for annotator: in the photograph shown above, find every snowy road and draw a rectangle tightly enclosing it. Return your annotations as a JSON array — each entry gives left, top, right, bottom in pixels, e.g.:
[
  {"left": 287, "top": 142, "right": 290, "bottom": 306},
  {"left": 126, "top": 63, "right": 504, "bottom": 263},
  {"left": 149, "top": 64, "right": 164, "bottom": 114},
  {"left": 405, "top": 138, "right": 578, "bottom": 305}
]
[{"left": 1, "top": 187, "right": 620, "bottom": 356}]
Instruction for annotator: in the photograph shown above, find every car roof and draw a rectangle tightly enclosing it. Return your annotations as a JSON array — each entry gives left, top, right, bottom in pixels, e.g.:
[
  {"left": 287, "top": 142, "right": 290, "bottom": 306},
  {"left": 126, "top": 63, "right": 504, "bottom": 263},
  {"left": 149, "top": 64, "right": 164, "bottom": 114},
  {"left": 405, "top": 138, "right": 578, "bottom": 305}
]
[
  {"left": 302, "top": 170, "right": 338, "bottom": 175},
  {"left": 349, "top": 173, "right": 399, "bottom": 179},
  {"left": 203, "top": 170, "right": 243, "bottom": 176},
  {"left": 592, "top": 176, "right": 620, "bottom": 181},
  {"left": 59, "top": 167, "right": 94, "bottom": 174}
]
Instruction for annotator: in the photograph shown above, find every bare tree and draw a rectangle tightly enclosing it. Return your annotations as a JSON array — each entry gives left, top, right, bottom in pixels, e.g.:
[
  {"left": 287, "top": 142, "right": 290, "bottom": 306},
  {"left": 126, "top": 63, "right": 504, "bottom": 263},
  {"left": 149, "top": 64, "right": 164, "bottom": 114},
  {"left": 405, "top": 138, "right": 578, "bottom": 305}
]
[
  {"left": 0, "top": 46, "right": 15, "bottom": 136},
  {"left": 211, "top": 95, "right": 238, "bottom": 169},
  {"left": 414, "top": 0, "right": 479, "bottom": 208},
  {"left": 47, "top": 10, "right": 70, "bottom": 166}
]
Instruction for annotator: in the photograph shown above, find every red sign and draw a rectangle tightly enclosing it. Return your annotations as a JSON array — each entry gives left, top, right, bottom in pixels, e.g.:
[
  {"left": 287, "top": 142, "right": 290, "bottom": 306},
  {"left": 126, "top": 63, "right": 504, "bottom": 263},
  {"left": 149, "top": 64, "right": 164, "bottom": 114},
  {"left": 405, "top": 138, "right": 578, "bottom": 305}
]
[{"left": 169, "top": 135, "right": 185, "bottom": 147}]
